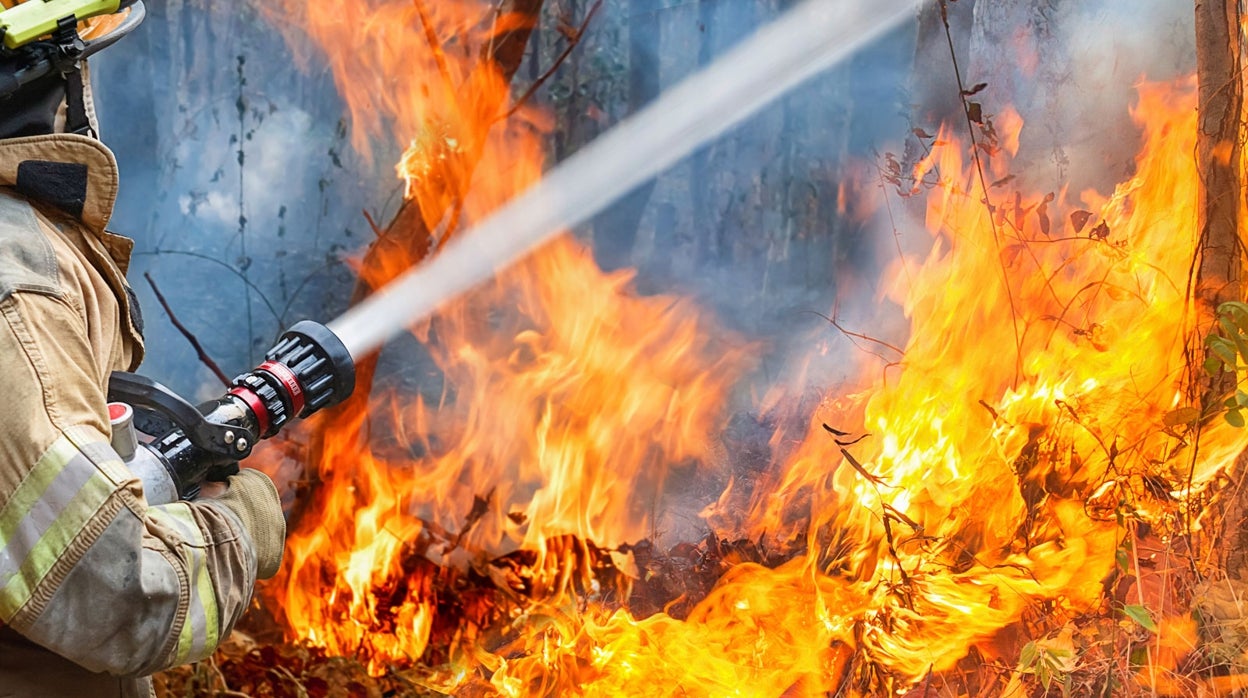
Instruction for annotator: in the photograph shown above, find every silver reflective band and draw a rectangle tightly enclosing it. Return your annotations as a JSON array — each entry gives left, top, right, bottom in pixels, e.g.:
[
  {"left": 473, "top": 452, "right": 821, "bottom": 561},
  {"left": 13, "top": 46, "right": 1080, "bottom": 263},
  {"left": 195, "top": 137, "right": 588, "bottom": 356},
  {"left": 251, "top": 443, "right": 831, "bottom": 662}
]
[{"left": 126, "top": 445, "right": 178, "bottom": 506}]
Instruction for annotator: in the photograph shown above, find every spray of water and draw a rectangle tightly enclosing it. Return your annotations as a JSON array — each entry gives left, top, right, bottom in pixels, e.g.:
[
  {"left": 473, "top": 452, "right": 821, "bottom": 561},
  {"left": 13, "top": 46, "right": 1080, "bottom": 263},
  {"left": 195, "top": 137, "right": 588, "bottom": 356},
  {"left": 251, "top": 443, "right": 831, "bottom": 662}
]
[{"left": 328, "top": 0, "right": 920, "bottom": 360}]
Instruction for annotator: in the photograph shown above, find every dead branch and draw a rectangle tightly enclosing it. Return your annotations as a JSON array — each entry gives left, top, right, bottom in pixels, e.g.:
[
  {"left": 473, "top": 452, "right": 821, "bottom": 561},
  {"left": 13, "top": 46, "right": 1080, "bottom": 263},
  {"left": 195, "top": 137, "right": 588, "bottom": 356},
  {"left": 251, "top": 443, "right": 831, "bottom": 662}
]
[
  {"left": 937, "top": 0, "right": 1022, "bottom": 387},
  {"left": 362, "top": 208, "right": 385, "bottom": 238},
  {"left": 144, "top": 272, "right": 231, "bottom": 386},
  {"left": 809, "top": 310, "right": 905, "bottom": 358},
  {"left": 503, "top": 0, "right": 604, "bottom": 120}
]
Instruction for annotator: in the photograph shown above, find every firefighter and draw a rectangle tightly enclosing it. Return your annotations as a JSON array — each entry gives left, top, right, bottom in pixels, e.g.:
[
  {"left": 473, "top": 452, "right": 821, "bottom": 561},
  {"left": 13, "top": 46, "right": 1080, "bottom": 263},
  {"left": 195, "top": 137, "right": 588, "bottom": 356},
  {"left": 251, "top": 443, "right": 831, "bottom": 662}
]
[{"left": 0, "top": 3, "right": 287, "bottom": 696}]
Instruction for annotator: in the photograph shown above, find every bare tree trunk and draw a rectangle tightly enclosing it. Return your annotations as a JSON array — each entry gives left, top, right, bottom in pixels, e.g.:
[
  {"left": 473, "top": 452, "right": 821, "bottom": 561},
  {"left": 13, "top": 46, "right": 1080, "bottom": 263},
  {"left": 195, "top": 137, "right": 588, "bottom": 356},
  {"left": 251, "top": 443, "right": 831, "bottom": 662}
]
[
  {"left": 591, "top": 0, "right": 662, "bottom": 272},
  {"left": 1196, "top": 0, "right": 1244, "bottom": 315},
  {"left": 689, "top": 0, "right": 721, "bottom": 267},
  {"left": 1197, "top": 0, "right": 1248, "bottom": 579}
]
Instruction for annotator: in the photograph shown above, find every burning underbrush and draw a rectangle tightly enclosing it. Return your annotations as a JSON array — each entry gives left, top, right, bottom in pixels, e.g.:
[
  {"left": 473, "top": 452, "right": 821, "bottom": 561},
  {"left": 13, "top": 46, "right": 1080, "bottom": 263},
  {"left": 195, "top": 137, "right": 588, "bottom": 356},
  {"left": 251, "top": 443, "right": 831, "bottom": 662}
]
[{"left": 155, "top": 1, "right": 1248, "bottom": 696}]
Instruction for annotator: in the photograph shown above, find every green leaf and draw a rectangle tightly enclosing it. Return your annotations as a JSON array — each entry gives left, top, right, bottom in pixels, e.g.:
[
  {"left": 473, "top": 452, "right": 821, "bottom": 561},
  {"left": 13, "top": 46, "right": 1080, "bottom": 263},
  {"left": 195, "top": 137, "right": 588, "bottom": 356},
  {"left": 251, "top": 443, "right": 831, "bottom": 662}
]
[
  {"left": 1116, "top": 547, "right": 1131, "bottom": 574},
  {"left": 1163, "top": 407, "right": 1201, "bottom": 427},
  {"left": 1217, "top": 312, "right": 1248, "bottom": 362},
  {"left": 1038, "top": 663, "right": 1052, "bottom": 691},
  {"left": 1222, "top": 301, "right": 1248, "bottom": 328},
  {"left": 1207, "top": 355, "right": 1226, "bottom": 376},
  {"left": 1209, "top": 337, "right": 1239, "bottom": 366},
  {"left": 1123, "top": 604, "right": 1158, "bottom": 633},
  {"left": 1228, "top": 409, "right": 1246, "bottom": 428},
  {"left": 1018, "top": 640, "right": 1038, "bottom": 670},
  {"left": 1229, "top": 327, "right": 1248, "bottom": 365}
]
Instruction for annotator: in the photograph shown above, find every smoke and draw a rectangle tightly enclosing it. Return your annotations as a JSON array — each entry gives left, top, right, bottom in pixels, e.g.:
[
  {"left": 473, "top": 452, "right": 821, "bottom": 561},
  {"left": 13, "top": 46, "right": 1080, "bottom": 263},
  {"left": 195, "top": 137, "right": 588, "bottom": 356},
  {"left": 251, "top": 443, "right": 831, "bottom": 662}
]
[
  {"left": 92, "top": 0, "right": 392, "bottom": 400},
  {"left": 565, "top": 0, "right": 920, "bottom": 412},
  {"left": 965, "top": 0, "right": 1194, "bottom": 194}
]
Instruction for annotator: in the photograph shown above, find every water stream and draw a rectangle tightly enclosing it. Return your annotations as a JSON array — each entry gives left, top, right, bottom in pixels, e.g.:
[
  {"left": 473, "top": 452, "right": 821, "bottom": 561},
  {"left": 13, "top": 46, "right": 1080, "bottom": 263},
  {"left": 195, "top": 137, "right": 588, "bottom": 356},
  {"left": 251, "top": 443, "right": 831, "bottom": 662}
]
[{"left": 327, "top": 0, "right": 921, "bottom": 360}]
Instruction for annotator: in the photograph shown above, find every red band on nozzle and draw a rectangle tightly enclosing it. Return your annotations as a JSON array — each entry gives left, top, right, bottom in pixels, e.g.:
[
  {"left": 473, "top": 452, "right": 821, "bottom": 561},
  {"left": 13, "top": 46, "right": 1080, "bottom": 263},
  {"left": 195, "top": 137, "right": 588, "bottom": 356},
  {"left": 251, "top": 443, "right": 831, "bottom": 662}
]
[
  {"left": 229, "top": 386, "right": 270, "bottom": 436},
  {"left": 258, "top": 360, "right": 305, "bottom": 416}
]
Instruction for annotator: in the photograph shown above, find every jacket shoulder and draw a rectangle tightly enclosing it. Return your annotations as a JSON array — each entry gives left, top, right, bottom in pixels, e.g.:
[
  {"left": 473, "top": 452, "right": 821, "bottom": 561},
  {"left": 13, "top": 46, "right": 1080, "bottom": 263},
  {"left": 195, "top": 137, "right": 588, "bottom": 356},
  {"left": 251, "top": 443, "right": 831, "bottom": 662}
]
[{"left": 0, "top": 190, "right": 60, "bottom": 302}]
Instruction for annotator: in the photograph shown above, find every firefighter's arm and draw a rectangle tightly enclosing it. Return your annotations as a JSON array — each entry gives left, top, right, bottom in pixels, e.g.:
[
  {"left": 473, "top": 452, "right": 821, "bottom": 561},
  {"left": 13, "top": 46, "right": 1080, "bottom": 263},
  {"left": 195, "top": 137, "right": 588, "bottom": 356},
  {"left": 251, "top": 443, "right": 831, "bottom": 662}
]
[{"left": 0, "top": 291, "right": 283, "bottom": 676}]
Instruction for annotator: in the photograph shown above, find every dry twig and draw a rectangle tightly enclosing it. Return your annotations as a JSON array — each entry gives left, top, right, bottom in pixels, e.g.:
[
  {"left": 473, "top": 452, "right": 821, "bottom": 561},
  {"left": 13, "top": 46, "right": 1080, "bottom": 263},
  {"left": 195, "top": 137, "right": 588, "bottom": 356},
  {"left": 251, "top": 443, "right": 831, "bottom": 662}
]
[{"left": 144, "top": 272, "right": 231, "bottom": 386}]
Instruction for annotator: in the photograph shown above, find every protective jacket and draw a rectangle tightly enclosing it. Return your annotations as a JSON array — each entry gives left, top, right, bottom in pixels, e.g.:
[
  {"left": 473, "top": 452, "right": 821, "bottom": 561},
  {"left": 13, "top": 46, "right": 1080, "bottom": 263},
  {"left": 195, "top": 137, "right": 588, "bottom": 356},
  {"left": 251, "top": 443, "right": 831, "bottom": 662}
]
[{"left": 0, "top": 134, "right": 263, "bottom": 697}]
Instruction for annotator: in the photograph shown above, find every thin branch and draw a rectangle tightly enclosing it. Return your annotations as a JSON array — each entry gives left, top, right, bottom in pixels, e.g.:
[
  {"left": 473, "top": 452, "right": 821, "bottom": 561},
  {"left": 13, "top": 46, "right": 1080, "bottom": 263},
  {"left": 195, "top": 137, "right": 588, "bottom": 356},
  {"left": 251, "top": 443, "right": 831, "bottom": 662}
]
[
  {"left": 412, "top": 0, "right": 461, "bottom": 99},
  {"left": 362, "top": 208, "right": 385, "bottom": 239},
  {"left": 144, "top": 272, "right": 231, "bottom": 387},
  {"left": 806, "top": 310, "right": 905, "bottom": 357},
  {"left": 503, "top": 0, "right": 604, "bottom": 120},
  {"left": 938, "top": 0, "right": 1023, "bottom": 387},
  {"left": 134, "top": 249, "right": 282, "bottom": 323}
]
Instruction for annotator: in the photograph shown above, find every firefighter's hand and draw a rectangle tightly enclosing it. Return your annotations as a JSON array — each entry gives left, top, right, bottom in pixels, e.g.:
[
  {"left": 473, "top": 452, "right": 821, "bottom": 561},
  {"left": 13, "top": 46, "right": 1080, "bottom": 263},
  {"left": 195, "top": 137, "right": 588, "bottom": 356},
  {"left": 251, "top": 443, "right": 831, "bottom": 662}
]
[{"left": 205, "top": 469, "right": 286, "bottom": 579}]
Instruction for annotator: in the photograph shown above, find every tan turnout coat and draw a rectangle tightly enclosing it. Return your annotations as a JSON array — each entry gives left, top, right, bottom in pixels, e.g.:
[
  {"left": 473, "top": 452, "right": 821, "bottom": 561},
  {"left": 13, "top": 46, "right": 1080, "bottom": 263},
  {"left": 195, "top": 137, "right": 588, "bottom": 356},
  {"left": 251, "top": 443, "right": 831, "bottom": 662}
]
[{"left": 0, "top": 134, "right": 258, "bottom": 697}]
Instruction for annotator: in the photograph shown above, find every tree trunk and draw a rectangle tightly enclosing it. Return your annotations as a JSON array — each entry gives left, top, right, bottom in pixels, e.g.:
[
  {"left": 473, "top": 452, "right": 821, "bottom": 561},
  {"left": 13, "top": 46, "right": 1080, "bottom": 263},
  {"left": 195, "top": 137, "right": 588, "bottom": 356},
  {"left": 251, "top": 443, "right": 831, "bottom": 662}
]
[
  {"left": 1196, "top": 0, "right": 1244, "bottom": 316},
  {"left": 590, "top": 0, "right": 662, "bottom": 272},
  {"left": 1196, "top": 0, "right": 1248, "bottom": 579},
  {"left": 688, "top": 0, "right": 720, "bottom": 268}
]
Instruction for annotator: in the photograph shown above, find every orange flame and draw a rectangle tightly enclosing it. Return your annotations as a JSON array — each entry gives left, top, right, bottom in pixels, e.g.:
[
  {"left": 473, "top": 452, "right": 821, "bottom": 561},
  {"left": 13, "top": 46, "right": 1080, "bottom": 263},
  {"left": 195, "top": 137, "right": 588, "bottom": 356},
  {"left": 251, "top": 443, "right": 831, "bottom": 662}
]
[
  {"left": 255, "top": 0, "right": 1248, "bottom": 691},
  {"left": 697, "top": 77, "right": 1245, "bottom": 684},
  {"left": 256, "top": 0, "right": 750, "bottom": 675}
]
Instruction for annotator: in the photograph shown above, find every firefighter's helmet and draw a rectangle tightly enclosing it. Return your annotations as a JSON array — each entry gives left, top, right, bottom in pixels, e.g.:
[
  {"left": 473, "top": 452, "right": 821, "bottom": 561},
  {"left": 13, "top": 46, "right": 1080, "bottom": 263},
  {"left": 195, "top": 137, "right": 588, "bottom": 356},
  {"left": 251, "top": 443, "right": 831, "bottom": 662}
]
[
  {"left": 0, "top": 0, "right": 146, "bottom": 138},
  {"left": 0, "top": 0, "right": 142, "bottom": 49}
]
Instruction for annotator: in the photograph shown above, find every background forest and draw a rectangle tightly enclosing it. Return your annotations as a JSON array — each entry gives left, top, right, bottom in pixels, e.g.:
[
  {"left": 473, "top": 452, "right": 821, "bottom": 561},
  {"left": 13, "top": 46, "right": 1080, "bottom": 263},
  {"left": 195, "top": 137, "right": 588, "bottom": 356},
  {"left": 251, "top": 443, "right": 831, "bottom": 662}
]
[
  {"left": 89, "top": 0, "right": 1193, "bottom": 403},
  {"left": 91, "top": 0, "right": 910, "bottom": 400}
]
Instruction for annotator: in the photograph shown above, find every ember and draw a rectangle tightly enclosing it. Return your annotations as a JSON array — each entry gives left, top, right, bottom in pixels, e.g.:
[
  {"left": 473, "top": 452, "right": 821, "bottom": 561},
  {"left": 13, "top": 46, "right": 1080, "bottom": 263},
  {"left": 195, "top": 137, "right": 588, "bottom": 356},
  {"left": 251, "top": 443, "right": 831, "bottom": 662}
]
[{"left": 157, "top": 1, "right": 1248, "bottom": 696}]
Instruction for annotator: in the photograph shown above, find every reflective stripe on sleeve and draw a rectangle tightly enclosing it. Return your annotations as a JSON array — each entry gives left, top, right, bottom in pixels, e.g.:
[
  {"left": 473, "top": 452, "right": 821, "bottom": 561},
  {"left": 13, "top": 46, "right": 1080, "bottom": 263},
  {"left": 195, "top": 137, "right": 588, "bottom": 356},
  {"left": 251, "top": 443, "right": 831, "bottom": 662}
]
[
  {"left": 0, "top": 436, "right": 114, "bottom": 620},
  {"left": 148, "top": 503, "right": 220, "bottom": 664}
]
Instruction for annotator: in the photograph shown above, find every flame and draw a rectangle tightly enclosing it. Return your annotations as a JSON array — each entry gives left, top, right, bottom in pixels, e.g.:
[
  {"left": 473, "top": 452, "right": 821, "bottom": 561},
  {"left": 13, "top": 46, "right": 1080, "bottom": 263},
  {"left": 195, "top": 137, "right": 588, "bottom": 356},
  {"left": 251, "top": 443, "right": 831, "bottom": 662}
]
[
  {"left": 256, "top": 0, "right": 749, "bottom": 674},
  {"left": 278, "top": 234, "right": 748, "bottom": 671},
  {"left": 701, "top": 77, "right": 1246, "bottom": 684},
  {"left": 253, "top": 0, "right": 1248, "bottom": 692}
]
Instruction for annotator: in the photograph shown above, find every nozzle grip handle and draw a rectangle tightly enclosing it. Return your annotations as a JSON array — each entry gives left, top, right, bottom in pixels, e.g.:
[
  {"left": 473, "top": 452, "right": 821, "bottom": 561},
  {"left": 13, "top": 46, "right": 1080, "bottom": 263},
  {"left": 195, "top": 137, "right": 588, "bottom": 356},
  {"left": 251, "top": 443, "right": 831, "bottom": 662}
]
[{"left": 107, "top": 372, "right": 252, "bottom": 459}]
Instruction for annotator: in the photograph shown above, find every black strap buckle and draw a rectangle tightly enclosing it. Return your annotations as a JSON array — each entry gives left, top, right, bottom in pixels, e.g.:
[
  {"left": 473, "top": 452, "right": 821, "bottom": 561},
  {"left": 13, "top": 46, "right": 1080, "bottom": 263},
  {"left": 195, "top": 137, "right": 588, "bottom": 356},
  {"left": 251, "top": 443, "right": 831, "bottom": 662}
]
[{"left": 51, "top": 16, "right": 86, "bottom": 61}]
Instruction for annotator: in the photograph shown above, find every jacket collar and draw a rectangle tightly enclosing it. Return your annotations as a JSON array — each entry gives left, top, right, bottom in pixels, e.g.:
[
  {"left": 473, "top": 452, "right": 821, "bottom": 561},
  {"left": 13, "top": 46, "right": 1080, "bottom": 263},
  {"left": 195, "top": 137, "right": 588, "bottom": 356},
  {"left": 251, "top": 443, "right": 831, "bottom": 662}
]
[{"left": 0, "top": 134, "right": 118, "bottom": 236}]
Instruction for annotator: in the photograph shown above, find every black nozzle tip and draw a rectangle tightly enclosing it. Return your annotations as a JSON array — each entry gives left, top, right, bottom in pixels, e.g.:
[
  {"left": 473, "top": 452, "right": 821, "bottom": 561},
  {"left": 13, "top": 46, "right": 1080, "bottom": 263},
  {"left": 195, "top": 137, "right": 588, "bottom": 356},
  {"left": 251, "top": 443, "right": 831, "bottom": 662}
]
[{"left": 279, "top": 320, "right": 357, "bottom": 412}]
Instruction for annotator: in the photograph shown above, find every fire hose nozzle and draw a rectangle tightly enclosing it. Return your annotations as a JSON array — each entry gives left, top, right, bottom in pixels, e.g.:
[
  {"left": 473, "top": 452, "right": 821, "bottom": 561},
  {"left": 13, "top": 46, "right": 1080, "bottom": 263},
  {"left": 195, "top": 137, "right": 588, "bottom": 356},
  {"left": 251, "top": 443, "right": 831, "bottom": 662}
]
[
  {"left": 108, "top": 320, "right": 357, "bottom": 503},
  {"left": 229, "top": 320, "right": 357, "bottom": 439}
]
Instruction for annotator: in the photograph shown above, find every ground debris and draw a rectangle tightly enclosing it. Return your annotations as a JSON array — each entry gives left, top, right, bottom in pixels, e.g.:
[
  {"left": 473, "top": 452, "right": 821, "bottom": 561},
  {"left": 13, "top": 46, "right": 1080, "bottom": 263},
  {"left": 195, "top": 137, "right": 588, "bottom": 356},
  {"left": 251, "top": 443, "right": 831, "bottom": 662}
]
[
  {"left": 155, "top": 527, "right": 803, "bottom": 696},
  {"left": 155, "top": 634, "right": 436, "bottom": 698}
]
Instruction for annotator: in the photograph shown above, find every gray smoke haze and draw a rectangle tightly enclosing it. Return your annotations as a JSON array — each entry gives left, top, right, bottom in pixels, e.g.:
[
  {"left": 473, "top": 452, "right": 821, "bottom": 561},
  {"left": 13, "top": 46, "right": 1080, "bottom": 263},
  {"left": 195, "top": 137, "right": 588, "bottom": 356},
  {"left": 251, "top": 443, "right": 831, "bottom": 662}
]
[
  {"left": 91, "top": 0, "right": 919, "bottom": 402},
  {"left": 966, "top": 0, "right": 1194, "bottom": 194},
  {"left": 93, "top": 0, "right": 395, "bottom": 400}
]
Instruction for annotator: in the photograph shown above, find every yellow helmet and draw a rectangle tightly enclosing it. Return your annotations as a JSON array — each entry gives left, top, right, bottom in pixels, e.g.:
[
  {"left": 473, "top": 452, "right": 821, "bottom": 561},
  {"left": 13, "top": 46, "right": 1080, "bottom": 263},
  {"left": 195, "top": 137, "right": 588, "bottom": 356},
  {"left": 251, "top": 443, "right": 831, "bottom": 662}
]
[
  {"left": 0, "top": 0, "right": 142, "bottom": 51},
  {"left": 0, "top": 0, "right": 145, "bottom": 135}
]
